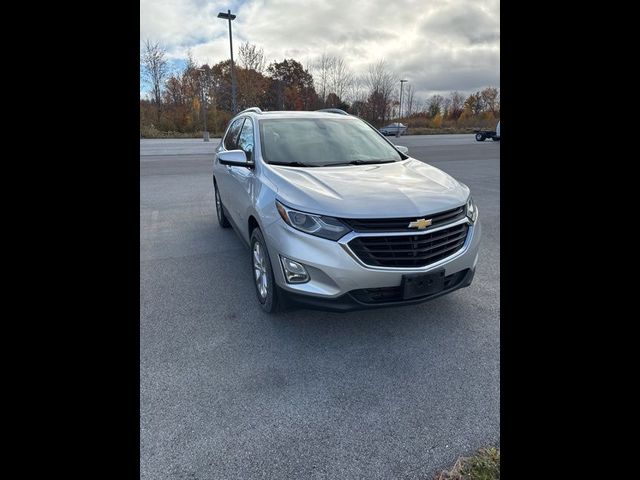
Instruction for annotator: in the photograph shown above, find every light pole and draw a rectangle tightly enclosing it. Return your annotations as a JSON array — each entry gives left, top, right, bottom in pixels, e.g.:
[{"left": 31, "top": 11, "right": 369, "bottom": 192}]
[
  {"left": 397, "top": 79, "right": 408, "bottom": 138},
  {"left": 197, "top": 68, "right": 209, "bottom": 142},
  {"left": 217, "top": 9, "right": 237, "bottom": 114}
]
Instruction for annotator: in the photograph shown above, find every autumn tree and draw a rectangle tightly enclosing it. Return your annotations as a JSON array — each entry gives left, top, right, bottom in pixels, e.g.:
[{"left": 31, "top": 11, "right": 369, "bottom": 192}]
[
  {"left": 181, "top": 50, "right": 200, "bottom": 104},
  {"left": 426, "top": 94, "right": 443, "bottom": 118},
  {"left": 448, "top": 91, "right": 466, "bottom": 119},
  {"left": 349, "top": 99, "right": 367, "bottom": 117},
  {"left": 235, "top": 43, "right": 269, "bottom": 109},
  {"left": 464, "top": 92, "right": 484, "bottom": 115},
  {"left": 164, "top": 75, "right": 183, "bottom": 106},
  {"left": 324, "top": 92, "right": 338, "bottom": 108},
  {"left": 365, "top": 59, "right": 396, "bottom": 124},
  {"left": 480, "top": 87, "right": 499, "bottom": 116},
  {"left": 313, "top": 54, "right": 353, "bottom": 108},
  {"left": 141, "top": 40, "right": 169, "bottom": 120},
  {"left": 329, "top": 57, "right": 353, "bottom": 106},
  {"left": 238, "top": 42, "right": 265, "bottom": 72},
  {"left": 441, "top": 96, "right": 452, "bottom": 118},
  {"left": 266, "top": 59, "right": 318, "bottom": 110},
  {"left": 314, "top": 53, "right": 334, "bottom": 104},
  {"left": 324, "top": 92, "right": 348, "bottom": 110},
  {"left": 345, "top": 77, "right": 368, "bottom": 112},
  {"left": 152, "top": 50, "right": 203, "bottom": 133},
  {"left": 210, "top": 60, "right": 234, "bottom": 111},
  {"left": 184, "top": 55, "right": 202, "bottom": 121},
  {"left": 199, "top": 64, "right": 215, "bottom": 120},
  {"left": 366, "top": 90, "right": 388, "bottom": 124},
  {"left": 404, "top": 83, "right": 416, "bottom": 116},
  {"left": 236, "top": 68, "right": 269, "bottom": 110}
]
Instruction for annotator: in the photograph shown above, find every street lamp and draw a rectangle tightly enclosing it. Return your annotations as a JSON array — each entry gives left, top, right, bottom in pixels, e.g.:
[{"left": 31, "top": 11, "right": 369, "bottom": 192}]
[
  {"left": 217, "top": 9, "right": 237, "bottom": 114},
  {"left": 197, "top": 68, "right": 209, "bottom": 142},
  {"left": 397, "top": 79, "right": 408, "bottom": 138}
]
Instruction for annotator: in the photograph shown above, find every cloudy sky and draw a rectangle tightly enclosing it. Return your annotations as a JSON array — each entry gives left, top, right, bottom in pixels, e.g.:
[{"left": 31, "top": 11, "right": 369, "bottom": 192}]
[{"left": 140, "top": 0, "right": 499, "bottom": 102}]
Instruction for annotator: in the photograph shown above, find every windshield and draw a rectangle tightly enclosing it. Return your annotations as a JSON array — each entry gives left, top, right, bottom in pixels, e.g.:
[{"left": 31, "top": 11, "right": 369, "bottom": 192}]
[{"left": 258, "top": 117, "right": 404, "bottom": 167}]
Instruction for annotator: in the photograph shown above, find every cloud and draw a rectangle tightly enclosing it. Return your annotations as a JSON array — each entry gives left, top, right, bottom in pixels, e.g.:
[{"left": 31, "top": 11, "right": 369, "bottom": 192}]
[
  {"left": 420, "top": 3, "right": 500, "bottom": 45},
  {"left": 140, "top": 0, "right": 499, "bottom": 100}
]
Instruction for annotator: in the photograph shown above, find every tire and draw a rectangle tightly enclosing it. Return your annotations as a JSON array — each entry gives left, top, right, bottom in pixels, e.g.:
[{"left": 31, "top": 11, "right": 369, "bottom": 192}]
[
  {"left": 475, "top": 133, "right": 486, "bottom": 142},
  {"left": 250, "top": 228, "right": 281, "bottom": 313},
  {"left": 214, "top": 180, "right": 231, "bottom": 228},
  {"left": 492, "top": 137, "right": 500, "bottom": 142}
]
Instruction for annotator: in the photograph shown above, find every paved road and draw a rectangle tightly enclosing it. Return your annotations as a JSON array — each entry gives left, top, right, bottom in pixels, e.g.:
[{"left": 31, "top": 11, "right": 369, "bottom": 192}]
[{"left": 140, "top": 134, "right": 500, "bottom": 479}]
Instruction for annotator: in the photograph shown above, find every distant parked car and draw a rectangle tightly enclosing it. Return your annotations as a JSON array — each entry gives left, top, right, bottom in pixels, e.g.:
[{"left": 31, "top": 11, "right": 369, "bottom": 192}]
[
  {"left": 474, "top": 121, "right": 500, "bottom": 142},
  {"left": 379, "top": 123, "right": 407, "bottom": 136}
]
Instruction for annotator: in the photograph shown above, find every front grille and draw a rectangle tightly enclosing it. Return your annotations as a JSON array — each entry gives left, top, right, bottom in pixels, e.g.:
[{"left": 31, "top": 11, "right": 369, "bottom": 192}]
[
  {"left": 347, "top": 223, "right": 469, "bottom": 268},
  {"left": 341, "top": 205, "right": 465, "bottom": 232},
  {"left": 350, "top": 269, "right": 469, "bottom": 304}
]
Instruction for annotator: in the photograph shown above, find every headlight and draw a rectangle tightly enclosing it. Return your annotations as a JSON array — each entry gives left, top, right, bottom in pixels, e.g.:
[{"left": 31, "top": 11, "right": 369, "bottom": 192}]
[
  {"left": 466, "top": 196, "right": 478, "bottom": 223},
  {"left": 275, "top": 201, "right": 350, "bottom": 240}
]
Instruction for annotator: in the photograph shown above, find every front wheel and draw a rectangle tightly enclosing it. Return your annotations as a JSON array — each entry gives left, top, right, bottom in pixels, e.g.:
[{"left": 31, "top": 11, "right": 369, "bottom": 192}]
[
  {"left": 492, "top": 137, "right": 500, "bottom": 142},
  {"left": 250, "top": 228, "right": 281, "bottom": 313},
  {"left": 475, "top": 133, "right": 486, "bottom": 142}
]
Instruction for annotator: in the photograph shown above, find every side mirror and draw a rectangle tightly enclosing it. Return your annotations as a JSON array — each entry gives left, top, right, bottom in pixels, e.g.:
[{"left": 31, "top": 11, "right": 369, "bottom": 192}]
[
  {"left": 395, "top": 145, "right": 409, "bottom": 154},
  {"left": 218, "top": 150, "right": 251, "bottom": 167}
]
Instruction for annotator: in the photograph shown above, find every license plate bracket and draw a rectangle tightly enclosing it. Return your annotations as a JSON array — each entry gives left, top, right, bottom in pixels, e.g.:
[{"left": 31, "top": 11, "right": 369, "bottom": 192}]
[{"left": 401, "top": 269, "right": 446, "bottom": 300}]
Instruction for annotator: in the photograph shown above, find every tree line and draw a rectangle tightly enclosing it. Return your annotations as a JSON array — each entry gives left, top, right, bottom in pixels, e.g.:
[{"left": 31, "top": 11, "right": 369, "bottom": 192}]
[{"left": 140, "top": 40, "right": 500, "bottom": 137}]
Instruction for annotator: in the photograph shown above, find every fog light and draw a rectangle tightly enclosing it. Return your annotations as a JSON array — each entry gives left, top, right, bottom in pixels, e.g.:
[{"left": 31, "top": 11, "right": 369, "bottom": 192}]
[{"left": 280, "top": 256, "right": 310, "bottom": 284}]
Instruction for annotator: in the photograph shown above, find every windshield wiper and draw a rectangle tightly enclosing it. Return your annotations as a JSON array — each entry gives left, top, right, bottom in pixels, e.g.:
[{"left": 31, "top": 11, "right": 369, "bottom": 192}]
[
  {"left": 268, "top": 161, "right": 316, "bottom": 167},
  {"left": 323, "top": 159, "right": 397, "bottom": 166}
]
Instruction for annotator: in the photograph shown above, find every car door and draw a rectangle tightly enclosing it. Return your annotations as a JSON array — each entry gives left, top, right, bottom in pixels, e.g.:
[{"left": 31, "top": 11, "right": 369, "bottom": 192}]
[
  {"left": 224, "top": 117, "right": 256, "bottom": 238},
  {"left": 215, "top": 117, "right": 244, "bottom": 213}
]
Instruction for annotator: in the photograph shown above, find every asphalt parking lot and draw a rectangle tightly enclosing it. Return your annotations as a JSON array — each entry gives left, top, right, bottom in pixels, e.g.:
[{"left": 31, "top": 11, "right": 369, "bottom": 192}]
[{"left": 140, "top": 134, "right": 500, "bottom": 479}]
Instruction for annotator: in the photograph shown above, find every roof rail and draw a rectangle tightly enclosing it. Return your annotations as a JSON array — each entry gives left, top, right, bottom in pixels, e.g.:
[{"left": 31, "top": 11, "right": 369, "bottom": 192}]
[
  {"left": 316, "top": 108, "right": 349, "bottom": 115},
  {"left": 238, "top": 107, "right": 262, "bottom": 115}
]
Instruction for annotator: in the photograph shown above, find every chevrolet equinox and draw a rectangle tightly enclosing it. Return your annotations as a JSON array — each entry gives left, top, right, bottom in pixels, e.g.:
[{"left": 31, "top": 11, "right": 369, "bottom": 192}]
[{"left": 213, "top": 108, "right": 481, "bottom": 312}]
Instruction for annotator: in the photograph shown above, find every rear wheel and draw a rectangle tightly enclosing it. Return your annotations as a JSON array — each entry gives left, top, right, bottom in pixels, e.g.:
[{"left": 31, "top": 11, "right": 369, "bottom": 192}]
[
  {"left": 475, "top": 133, "right": 486, "bottom": 142},
  {"left": 492, "top": 137, "right": 500, "bottom": 141},
  {"left": 214, "top": 181, "right": 231, "bottom": 228},
  {"left": 250, "top": 228, "right": 281, "bottom": 313}
]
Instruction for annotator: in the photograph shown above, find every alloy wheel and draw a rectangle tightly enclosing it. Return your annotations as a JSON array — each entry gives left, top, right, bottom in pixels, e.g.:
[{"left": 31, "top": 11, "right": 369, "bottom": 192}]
[{"left": 253, "top": 241, "right": 268, "bottom": 300}]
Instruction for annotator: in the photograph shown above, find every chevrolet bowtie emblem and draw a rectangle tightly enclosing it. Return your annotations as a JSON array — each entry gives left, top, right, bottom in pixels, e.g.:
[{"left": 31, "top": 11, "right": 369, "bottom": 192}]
[{"left": 408, "top": 218, "right": 432, "bottom": 229}]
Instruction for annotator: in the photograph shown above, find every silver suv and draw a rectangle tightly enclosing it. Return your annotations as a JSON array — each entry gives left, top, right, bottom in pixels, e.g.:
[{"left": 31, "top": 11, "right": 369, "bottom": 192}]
[{"left": 213, "top": 108, "right": 481, "bottom": 312}]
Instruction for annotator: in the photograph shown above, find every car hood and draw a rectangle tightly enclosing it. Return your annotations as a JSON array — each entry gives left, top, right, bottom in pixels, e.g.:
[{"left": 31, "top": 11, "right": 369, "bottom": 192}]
[{"left": 265, "top": 158, "right": 469, "bottom": 218}]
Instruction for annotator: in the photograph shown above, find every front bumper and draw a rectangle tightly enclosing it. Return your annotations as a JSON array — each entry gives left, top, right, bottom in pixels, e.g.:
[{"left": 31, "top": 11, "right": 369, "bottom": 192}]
[
  {"left": 264, "top": 216, "right": 481, "bottom": 307},
  {"left": 281, "top": 268, "right": 475, "bottom": 312}
]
